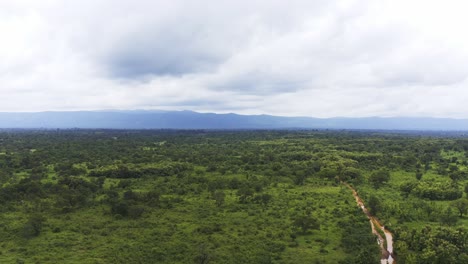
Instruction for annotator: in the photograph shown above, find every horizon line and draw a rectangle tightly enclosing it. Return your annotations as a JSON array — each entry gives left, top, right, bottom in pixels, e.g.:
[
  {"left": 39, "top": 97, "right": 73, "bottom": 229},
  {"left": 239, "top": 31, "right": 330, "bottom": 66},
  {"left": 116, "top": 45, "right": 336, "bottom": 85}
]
[{"left": 0, "top": 109, "right": 466, "bottom": 120}]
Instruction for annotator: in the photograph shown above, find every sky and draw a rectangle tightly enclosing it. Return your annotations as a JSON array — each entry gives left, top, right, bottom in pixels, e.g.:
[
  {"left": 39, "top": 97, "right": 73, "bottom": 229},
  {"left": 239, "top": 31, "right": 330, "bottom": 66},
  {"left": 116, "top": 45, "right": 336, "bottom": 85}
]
[{"left": 1, "top": 0, "right": 468, "bottom": 118}]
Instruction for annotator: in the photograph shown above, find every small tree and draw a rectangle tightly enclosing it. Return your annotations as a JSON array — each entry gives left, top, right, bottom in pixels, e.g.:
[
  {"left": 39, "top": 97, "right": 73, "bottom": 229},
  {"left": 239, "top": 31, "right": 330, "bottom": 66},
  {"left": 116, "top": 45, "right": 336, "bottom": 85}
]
[
  {"left": 293, "top": 215, "right": 320, "bottom": 234},
  {"left": 253, "top": 193, "right": 272, "bottom": 206},
  {"left": 111, "top": 201, "right": 129, "bottom": 217},
  {"left": 449, "top": 171, "right": 463, "bottom": 183},
  {"left": 367, "top": 195, "right": 381, "bottom": 215},
  {"left": 194, "top": 244, "right": 210, "bottom": 264},
  {"left": 293, "top": 172, "right": 307, "bottom": 185},
  {"left": 416, "top": 170, "right": 423, "bottom": 181},
  {"left": 440, "top": 207, "right": 458, "bottom": 226},
  {"left": 451, "top": 198, "right": 468, "bottom": 217},
  {"left": 237, "top": 187, "right": 254, "bottom": 204},
  {"left": 213, "top": 190, "right": 225, "bottom": 207},
  {"left": 21, "top": 214, "right": 45, "bottom": 238}
]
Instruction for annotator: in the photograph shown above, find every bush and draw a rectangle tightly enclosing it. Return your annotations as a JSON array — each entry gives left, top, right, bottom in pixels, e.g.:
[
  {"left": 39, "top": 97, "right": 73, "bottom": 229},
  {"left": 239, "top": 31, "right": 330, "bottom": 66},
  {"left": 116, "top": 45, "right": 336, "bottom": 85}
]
[
  {"left": 128, "top": 205, "right": 145, "bottom": 219},
  {"left": 21, "top": 215, "right": 46, "bottom": 238},
  {"left": 111, "top": 202, "right": 128, "bottom": 217}
]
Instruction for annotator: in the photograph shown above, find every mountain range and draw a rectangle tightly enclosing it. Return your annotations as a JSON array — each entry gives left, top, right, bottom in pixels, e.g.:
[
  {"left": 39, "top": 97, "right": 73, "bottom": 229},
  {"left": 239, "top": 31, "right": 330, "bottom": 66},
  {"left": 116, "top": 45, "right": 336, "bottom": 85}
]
[{"left": 0, "top": 110, "right": 467, "bottom": 131}]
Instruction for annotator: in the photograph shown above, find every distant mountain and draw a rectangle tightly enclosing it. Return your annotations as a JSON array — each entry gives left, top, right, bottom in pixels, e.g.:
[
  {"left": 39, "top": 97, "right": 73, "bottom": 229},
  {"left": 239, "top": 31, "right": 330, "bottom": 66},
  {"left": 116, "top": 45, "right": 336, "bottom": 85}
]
[{"left": 0, "top": 110, "right": 467, "bottom": 130}]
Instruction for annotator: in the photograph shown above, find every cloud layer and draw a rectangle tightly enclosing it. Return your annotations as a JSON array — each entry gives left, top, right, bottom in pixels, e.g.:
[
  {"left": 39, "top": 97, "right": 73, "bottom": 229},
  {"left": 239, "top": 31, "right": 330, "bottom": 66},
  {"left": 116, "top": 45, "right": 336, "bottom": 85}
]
[{"left": 1, "top": 0, "right": 468, "bottom": 117}]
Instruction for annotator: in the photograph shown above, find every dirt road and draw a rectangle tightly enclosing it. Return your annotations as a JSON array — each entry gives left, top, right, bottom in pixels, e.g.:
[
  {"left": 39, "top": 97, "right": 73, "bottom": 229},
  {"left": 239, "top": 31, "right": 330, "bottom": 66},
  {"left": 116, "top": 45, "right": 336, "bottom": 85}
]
[{"left": 343, "top": 183, "right": 395, "bottom": 264}]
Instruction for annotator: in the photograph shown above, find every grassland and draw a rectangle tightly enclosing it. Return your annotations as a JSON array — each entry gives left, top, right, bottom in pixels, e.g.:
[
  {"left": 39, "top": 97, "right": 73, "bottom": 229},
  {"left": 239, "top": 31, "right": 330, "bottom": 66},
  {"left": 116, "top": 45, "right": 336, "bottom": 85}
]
[{"left": 0, "top": 130, "right": 466, "bottom": 263}]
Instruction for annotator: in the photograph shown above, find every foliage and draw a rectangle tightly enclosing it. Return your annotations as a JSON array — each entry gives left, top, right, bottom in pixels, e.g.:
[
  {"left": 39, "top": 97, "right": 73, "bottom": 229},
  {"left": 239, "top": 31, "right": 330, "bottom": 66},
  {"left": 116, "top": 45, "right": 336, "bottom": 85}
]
[
  {"left": 451, "top": 198, "right": 468, "bottom": 217},
  {"left": 0, "top": 129, "right": 466, "bottom": 263},
  {"left": 394, "top": 226, "right": 468, "bottom": 264},
  {"left": 292, "top": 215, "right": 320, "bottom": 234},
  {"left": 369, "top": 169, "right": 390, "bottom": 188},
  {"left": 367, "top": 195, "right": 381, "bottom": 215}
]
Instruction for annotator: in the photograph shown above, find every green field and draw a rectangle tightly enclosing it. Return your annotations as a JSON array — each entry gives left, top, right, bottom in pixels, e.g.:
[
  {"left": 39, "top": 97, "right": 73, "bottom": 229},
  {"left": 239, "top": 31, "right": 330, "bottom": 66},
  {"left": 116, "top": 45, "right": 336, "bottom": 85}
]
[{"left": 0, "top": 130, "right": 466, "bottom": 263}]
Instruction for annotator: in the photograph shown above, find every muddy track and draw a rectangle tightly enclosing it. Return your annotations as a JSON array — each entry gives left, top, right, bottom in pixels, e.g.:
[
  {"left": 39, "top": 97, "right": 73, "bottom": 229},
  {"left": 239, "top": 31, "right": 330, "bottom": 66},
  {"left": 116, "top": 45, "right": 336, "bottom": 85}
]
[{"left": 343, "top": 183, "right": 395, "bottom": 264}]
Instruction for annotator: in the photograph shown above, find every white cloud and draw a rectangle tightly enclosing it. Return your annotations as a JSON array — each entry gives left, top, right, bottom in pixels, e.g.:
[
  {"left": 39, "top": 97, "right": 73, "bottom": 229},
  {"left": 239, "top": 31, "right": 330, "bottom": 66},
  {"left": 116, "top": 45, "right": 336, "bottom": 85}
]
[{"left": 1, "top": 0, "right": 468, "bottom": 117}]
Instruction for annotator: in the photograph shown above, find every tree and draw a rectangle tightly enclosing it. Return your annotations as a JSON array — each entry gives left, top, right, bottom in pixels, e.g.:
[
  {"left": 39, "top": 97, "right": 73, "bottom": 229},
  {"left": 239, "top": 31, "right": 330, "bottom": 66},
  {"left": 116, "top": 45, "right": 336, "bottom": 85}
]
[
  {"left": 128, "top": 205, "right": 145, "bottom": 219},
  {"left": 253, "top": 193, "right": 272, "bottom": 206},
  {"left": 440, "top": 207, "right": 458, "bottom": 226},
  {"left": 451, "top": 198, "right": 468, "bottom": 217},
  {"left": 449, "top": 171, "right": 465, "bottom": 183},
  {"left": 95, "top": 176, "right": 106, "bottom": 189},
  {"left": 111, "top": 201, "right": 129, "bottom": 217},
  {"left": 144, "top": 190, "right": 161, "bottom": 206},
  {"left": 415, "top": 170, "right": 423, "bottom": 181},
  {"left": 213, "top": 190, "right": 225, "bottom": 207},
  {"left": 400, "top": 181, "right": 417, "bottom": 198},
  {"left": 317, "top": 168, "right": 338, "bottom": 180},
  {"left": 21, "top": 214, "right": 45, "bottom": 238},
  {"left": 237, "top": 187, "right": 254, "bottom": 204},
  {"left": 194, "top": 244, "right": 211, "bottom": 264},
  {"left": 369, "top": 170, "right": 390, "bottom": 188},
  {"left": 424, "top": 163, "right": 431, "bottom": 172},
  {"left": 367, "top": 195, "right": 381, "bottom": 215},
  {"left": 353, "top": 248, "right": 380, "bottom": 264},
  {"left": 293, "top": 171, "right": 307, "bottom": 185},
  {"left": 342, "top": 167, "right": 362, "bottom": 183},
  {"left": 293, "top": 215, "right": 320, "bottom": 234}
]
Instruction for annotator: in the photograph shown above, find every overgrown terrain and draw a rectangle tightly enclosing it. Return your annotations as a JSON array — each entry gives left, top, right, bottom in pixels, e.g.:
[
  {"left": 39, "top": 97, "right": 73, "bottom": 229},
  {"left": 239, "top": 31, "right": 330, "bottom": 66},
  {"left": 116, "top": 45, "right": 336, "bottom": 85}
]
[{"left": 0, "top": 130, "right": 466, "bottom": 263}]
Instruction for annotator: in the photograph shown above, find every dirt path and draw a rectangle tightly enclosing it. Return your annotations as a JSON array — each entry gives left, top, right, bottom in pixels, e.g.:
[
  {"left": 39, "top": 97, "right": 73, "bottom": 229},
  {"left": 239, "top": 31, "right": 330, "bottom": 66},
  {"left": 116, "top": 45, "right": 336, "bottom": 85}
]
[{"left": 343, "top": 183, "right": 395, "bottom": 264}]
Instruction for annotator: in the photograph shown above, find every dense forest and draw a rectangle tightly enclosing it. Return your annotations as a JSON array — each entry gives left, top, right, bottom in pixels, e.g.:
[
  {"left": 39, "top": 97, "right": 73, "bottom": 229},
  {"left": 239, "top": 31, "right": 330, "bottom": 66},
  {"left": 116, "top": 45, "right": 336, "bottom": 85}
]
[{"left": 0, "top": 129, "right": 466, "bottom": 263}]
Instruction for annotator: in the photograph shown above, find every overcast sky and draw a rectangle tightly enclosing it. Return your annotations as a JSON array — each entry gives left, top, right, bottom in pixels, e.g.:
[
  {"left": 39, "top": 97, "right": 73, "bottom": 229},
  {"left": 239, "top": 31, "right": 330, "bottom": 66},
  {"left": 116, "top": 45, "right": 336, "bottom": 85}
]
[{"left": 1, "top": 0, "right": 468, "bottom": 117}]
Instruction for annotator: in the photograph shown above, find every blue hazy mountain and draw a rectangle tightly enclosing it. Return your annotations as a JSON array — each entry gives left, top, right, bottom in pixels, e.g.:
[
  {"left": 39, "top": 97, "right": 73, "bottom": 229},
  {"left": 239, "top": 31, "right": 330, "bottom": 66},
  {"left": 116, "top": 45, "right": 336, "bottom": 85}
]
[{"left": 0, "top": 110, "right": 467, "bottom": 130}]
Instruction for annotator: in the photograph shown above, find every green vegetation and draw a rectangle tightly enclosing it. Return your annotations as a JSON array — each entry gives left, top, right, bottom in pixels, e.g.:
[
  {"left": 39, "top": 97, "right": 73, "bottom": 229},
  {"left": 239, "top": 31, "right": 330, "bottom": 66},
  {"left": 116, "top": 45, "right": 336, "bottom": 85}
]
[{"left": 0, "top": 130, "right": 467, "bottom": 263}]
